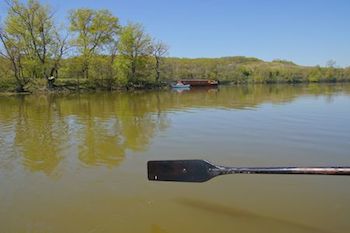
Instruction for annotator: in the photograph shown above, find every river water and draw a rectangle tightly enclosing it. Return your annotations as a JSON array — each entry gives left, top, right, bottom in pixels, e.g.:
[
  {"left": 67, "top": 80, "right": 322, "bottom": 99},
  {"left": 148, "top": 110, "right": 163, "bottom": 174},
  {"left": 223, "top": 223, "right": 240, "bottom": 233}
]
[{"left": 0, "top": 84, "right": 350, "bottom": 233}]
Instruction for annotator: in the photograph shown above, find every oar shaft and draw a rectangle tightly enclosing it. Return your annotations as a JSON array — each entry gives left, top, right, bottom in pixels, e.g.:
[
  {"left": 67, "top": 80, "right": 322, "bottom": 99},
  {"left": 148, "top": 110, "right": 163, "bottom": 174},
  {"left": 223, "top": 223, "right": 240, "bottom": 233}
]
[{"left": 212, "top": 167, "right": 350, "bottom": 176}]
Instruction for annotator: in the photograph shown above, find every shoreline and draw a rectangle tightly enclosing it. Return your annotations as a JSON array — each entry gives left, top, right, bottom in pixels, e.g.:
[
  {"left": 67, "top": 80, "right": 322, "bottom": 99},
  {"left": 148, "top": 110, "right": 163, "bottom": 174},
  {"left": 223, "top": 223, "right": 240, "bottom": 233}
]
[{"left": 1, "top": 80, "right": 349, "bottom": 96}]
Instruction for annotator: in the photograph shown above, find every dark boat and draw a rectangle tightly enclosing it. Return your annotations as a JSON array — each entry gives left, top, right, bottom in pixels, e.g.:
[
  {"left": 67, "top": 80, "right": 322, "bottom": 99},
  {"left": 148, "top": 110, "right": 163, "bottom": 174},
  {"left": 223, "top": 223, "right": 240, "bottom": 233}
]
[{"left": 180, "top": 79, "right": 219, "bottom": 87}]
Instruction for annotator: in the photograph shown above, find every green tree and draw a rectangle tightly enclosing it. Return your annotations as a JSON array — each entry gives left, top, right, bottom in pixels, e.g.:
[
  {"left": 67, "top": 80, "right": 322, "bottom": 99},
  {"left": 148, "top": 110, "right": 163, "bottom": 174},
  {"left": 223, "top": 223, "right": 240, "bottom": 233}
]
[
  {"left": 117, "top": 23, "right": 153, "bottom": 84},
  {"left": 151, "top": 40, "right": 169, "bottom": 82},
  {"left": 69, "top": 8, "right": 119, "bottom": 80},
  {"left": 0, "top": 0, "right": 68, "bottom": 90},
  {"left": 0, "top": 24, "right": 28, "bottom": 91}
]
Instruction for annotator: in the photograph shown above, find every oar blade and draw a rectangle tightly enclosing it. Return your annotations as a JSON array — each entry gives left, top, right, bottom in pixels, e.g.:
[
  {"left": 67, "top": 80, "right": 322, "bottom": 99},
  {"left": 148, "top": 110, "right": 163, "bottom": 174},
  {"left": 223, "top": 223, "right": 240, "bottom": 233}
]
[{"left": 148, "top": 160, "right": 216, "bottom": 182}]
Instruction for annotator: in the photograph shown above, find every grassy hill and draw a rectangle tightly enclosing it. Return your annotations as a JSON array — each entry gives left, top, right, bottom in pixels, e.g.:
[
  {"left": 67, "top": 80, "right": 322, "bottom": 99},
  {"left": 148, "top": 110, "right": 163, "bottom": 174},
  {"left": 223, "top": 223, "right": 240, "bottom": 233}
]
[{"left": 161, "top": 56, "right": 349, "bottom": 84}]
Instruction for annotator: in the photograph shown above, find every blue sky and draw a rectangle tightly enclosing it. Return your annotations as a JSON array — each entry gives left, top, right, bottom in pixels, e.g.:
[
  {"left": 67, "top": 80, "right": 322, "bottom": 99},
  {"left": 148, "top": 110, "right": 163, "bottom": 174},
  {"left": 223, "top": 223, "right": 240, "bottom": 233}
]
[{"left": 1, "top": 0, "right": 350, "bottom": 67}]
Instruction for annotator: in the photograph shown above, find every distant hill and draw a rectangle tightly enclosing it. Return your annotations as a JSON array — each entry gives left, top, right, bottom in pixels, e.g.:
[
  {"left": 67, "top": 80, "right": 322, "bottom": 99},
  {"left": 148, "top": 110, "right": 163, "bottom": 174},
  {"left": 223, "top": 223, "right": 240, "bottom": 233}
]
[{"left": 161, "top": 56, "right": 349, "bottom": 84}]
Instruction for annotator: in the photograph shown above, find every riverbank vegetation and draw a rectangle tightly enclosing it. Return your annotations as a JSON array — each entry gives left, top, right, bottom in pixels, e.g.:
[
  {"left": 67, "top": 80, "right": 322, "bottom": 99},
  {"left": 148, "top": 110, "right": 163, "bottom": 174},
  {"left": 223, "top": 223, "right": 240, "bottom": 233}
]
[{"left": 1, "top": 0, "right": 349, "bottom": 93}]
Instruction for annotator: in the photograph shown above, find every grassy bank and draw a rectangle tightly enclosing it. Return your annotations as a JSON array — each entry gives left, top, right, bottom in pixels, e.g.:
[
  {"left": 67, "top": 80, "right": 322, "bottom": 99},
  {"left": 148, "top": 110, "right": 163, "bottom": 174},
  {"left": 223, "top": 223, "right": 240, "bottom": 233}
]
[
  {"left": 0, "top": 79, "right": 17, "bottom": 93},
  {"left": 0, "top": 77, "right": 168, "bottom": 93},
  {"left": 1, "top": 77, "right": 349, "bottom": 95}
]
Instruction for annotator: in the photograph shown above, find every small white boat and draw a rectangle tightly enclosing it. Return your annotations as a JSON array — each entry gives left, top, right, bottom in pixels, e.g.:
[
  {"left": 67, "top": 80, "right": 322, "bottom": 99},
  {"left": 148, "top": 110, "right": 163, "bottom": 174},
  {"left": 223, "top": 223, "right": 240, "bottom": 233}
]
[{"left": 170, "top": 82, "right": 191, "bottom": 88}]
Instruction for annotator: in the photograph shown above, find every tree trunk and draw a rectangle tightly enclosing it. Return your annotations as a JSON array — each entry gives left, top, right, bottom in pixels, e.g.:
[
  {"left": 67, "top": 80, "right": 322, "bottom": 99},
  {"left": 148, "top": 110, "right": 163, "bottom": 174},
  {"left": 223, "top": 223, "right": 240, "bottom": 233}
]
[
  {"left": 131, "top": 61, "right": 136, "bottom": 82},
  {"left": 16, "top": 84, "right": 25, "bottom": 93},
  {"left": 156, "top": 58, "right": 160, "bottom": 82},
  {"left": 83, "top": 63, "right": 89, "bottom": 80},
  {"left": 47, "top": 79, "right": 55, "bottom": 89},
  {"left": 82, "top": 57, "right": 89, "bottom": 80},
  {"left": 47, "top": 68, "right": 57, "bottom": 90}
]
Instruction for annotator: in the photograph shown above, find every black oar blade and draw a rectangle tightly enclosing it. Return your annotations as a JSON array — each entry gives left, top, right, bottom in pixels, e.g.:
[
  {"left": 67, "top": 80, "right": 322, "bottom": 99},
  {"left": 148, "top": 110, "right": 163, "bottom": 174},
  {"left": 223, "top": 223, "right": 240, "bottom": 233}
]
[{"left": 148, "top": 160, "right": 217, "bottom": 182}]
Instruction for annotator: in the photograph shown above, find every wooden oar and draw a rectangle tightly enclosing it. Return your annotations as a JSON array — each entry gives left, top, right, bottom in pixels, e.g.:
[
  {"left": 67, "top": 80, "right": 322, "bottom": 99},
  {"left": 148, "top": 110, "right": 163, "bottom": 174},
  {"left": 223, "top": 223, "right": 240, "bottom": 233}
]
[{"left": 147, "top": 160, "right": 350, "bottom": 182}]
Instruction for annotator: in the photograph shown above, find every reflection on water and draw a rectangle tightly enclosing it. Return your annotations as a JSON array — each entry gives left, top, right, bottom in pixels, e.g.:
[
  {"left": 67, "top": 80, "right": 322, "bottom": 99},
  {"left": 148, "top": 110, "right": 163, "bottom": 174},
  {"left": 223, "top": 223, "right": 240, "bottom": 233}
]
[
  {"left": 0, "top": 92, "right": 171, "bottom": 172},
  {"left": 0, "top": 83, "right": 349, "bottom": 174},
  {"left": 0, "top": 83, "right": 350, "bottom": 233}
]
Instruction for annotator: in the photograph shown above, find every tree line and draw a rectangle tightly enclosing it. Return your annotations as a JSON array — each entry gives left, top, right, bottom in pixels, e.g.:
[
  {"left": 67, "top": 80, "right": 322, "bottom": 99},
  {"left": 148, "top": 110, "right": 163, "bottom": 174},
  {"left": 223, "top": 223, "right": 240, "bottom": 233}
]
[
  {"left": 0, "top": 0, "right": 349, "bottom": 92},
  {"left": 161, "top": 57, "right": 350, "bottom": 84},
  {"left": 0, "top": 0, "right": 168, "bottom": 92}
]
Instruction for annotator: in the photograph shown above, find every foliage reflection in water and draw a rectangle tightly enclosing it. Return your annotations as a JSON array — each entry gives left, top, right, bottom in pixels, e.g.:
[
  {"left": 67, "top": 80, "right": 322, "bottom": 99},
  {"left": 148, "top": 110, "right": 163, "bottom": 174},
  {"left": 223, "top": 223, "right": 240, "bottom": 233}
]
[{"left": 0, "top": 83, "right": 350, "bottom": 233}]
